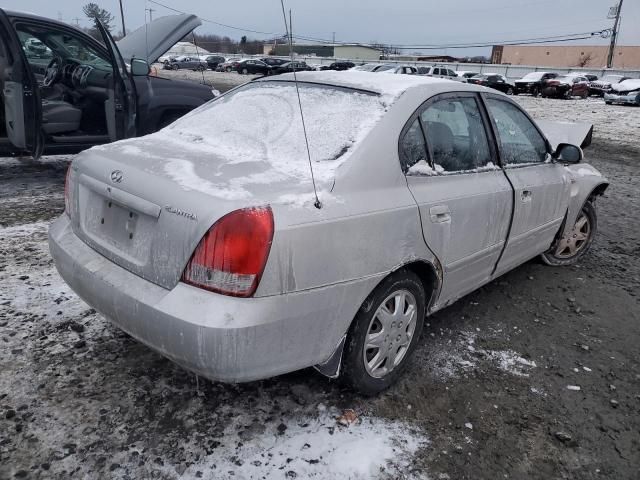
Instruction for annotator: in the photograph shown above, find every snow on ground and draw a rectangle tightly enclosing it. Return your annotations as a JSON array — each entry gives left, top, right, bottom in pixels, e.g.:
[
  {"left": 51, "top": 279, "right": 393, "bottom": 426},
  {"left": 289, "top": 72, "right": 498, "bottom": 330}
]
[{"left": 425, "top": 330, "right": 537, "bottom": 380}]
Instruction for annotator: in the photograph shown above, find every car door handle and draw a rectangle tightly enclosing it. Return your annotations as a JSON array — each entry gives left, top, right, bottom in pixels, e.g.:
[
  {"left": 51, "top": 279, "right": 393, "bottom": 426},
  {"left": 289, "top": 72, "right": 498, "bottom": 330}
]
[
  {"left": 429, "top": 205, "right": 451, "bottom": 223},
  {"left": 521, "top": 190, "right": 533, "bottom": 202}
]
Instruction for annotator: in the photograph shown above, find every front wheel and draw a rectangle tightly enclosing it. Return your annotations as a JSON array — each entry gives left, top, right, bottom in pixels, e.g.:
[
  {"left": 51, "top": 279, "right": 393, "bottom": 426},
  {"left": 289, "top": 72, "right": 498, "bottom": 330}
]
[
  {"left": 506, "top": 87, "right": 514, "bottom": 95},
  {"left": 541, "top": 201, "right": 597, "bottom": 266},
  {"left": 341, "top": 270, "right": 426, "bottom": 395},
  {"left": 242, "top": 68, "right": 249, "bottom": 75},
  {"left": 531, "top": 86, "right": 539, "bottom": 97}
]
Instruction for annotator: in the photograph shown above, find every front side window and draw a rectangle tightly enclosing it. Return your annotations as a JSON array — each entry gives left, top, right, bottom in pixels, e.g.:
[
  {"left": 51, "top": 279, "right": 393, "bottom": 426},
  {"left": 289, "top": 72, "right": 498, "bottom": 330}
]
[
  {"left": 486, "top": 98, "right": 548, "bottom": 165},
  {"left": 420, "top": 97, "right": 492, "bottom": 172}
]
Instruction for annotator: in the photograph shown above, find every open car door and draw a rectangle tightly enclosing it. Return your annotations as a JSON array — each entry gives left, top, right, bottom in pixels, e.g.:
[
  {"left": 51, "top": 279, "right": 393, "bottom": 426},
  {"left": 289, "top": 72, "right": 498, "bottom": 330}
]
[
  {"left": 0, "top": 9, "right": 42, "bottom": 157},
  {"left": 95, "top": 20, "right": 136, "bottom": 141}
]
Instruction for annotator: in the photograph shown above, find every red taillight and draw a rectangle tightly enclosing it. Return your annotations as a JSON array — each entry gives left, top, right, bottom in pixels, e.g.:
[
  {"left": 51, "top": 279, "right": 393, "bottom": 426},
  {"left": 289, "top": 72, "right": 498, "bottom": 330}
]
[
  {"left": 181, "top": 206, "right": 274, "bottom": 297},
  {"left": 64, "top": 164, "right": 72, "bottom": 217}
]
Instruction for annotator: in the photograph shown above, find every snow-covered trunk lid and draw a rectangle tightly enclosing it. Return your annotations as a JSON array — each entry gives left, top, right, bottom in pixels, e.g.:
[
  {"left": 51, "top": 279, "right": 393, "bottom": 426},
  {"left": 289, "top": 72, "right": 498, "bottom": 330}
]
[
  {"left": 67, "top": 80, "right": 389, "bottom": 290},
  {"left": 69, "top": 150, "right": 236, "bottom": 290}
]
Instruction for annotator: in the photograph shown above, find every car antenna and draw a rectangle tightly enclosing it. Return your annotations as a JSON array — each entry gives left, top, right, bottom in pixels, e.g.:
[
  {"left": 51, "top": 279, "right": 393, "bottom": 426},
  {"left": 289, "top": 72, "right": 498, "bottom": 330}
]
[{"left": 279, "top": 0, "right": 322, "bottom": 209}]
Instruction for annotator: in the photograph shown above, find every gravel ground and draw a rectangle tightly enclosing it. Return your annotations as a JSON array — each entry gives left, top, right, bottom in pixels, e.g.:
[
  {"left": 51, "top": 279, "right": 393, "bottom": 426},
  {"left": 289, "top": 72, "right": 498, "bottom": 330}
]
[{"left": 1, "top": 93, "right": 639, "bottom": 480}]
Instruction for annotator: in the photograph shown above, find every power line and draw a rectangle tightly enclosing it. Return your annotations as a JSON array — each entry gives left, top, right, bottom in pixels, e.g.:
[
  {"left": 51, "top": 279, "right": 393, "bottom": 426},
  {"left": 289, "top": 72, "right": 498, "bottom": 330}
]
[{"left": 145, "top": 0, "right": 612, "bottom": 51}]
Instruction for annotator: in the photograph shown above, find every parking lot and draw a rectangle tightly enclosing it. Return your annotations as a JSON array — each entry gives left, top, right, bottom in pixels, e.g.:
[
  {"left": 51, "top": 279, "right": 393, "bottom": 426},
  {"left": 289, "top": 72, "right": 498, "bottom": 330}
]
[{"left": 1, "top": 82, "right": 639, "bottom": 480}]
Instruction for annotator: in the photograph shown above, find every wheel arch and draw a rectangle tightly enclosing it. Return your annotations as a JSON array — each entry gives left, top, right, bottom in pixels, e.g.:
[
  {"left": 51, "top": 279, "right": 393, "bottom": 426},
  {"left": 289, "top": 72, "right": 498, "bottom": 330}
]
[{"left": 313, "top": 259, "right": 441, "bottom": 379}]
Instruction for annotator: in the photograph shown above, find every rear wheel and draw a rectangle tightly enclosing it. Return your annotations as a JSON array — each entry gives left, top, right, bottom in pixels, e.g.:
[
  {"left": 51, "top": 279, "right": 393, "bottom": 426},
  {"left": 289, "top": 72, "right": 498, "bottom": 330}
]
[
  {"left": 242, "top": 67, "right": 249, "bottom": 75},
  {"left": 506, "top": 87, "right": 514, "bottom": 95},
  {"left": 341, "top": 270, "right": 426, "bottom": 395},
  {"left": 532, "top": 86, "right": 539, "bottom": 97},
  {"left": 226, "top": 66, "right": 232, "bottom": 72},
  {"left": 541, "top": 201, "right": 597, "bottom": 266},
  {"left": 197, "top": 65, "right": 205, "bottom": 72}
]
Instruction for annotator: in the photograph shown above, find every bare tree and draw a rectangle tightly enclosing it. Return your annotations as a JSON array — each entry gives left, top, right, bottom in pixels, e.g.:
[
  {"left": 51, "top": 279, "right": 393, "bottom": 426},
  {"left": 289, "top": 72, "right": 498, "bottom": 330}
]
[{"left": 577, "top": 51, "right": 594, "bottom": 68}]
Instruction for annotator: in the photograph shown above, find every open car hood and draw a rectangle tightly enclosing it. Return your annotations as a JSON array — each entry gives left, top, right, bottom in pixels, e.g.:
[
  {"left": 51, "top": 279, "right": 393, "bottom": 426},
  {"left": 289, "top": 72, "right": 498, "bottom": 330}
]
[
  {"left": 535, "top": 120, "right": 593, "bottom": 150},
  {"left": 116, "top": 14, "right": 202, "bottom": 65}
]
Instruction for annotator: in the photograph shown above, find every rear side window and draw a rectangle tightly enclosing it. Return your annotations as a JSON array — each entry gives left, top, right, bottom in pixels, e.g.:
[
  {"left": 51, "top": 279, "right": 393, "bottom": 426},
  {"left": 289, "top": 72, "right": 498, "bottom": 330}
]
[
  {"left": 420, "top": 97, "right": 492, "bottom": 172},
  {"left": 399, "top": 119, "right": 427, "bottom": 173},
  {"left": 485, "top": 98, "right": 548, "bottom": 165}
]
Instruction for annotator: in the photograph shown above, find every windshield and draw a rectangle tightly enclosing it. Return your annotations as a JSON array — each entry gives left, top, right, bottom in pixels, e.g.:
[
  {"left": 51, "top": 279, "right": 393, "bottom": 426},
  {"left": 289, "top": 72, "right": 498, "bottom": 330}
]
[
  {"left": 375, "top": 65, "right": 395, "bottom": 72},
  {"left": 16, "top": 25, "right": 110, "bottom": 69},
  {"left": 521, "top": 72, "right": 544, "bottom": 81},
  {"left": 354, "top": 64, "right": 378, "bottom": 71},
  {"left": 165, "top": 82, "right": 388, "bottom": 183},
  {"left": 602, "top": 75, "right": 623, "bottom": 83}
]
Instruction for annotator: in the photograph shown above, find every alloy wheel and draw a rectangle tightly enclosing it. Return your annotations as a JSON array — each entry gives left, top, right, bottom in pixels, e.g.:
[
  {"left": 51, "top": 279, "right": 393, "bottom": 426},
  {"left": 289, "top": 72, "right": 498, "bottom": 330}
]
[{"left": 554, "top": 211, "right": 591, "bottom": 258}]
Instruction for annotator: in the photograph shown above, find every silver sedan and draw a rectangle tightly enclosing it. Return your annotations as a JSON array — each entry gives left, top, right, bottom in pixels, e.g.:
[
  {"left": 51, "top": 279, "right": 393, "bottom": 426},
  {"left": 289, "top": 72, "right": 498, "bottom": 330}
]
[{"left": 49, "top": 71, "right": 608, "bottom": 395}]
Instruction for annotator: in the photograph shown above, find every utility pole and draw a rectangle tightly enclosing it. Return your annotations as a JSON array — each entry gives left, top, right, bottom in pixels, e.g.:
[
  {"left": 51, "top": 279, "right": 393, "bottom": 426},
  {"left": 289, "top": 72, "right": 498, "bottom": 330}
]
[
  {"left": 118, "top": 0, "right": 126, "bottom": 36},
  {"left": 146, "top": 8, "right": 155, "bottom": 22},
  {"left": 606, "top": 0, "right": 624, "bottom": 68},
  {"left": 332, "top": 32, "right": 335, "bottom": 44},
  {"left": 72, "top": 17, "right": 81, "bottom": 26}
]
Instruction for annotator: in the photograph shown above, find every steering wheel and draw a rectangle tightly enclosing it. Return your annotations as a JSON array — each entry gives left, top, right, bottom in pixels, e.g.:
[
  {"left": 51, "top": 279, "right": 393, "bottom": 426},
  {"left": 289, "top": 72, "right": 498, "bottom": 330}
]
[{"left": 42, "top": 57, "right": 62, "bottom": 87}]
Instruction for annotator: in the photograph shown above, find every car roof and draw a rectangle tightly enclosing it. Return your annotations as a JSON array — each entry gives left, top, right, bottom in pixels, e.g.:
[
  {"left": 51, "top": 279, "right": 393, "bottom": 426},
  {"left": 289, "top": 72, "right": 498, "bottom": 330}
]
[
  {"left": 4, "top": 9, "right": 85, "bottom": 32},
  {"left": 258, "top": 70, "right": 457, "bottom": 97}
]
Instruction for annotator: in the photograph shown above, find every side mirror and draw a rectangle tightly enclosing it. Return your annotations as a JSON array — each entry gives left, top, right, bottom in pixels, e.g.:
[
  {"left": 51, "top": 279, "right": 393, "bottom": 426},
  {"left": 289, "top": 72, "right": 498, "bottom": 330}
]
[
  {"left": 131, "top": 58, "right": 150, "bottom": 76},
  {"left": 553, "top": 143, "right": 583, "bottom": 163}
]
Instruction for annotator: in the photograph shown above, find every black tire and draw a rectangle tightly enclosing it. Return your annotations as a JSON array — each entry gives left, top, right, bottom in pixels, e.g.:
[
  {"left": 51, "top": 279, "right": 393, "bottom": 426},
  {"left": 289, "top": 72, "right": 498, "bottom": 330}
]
[
  {"left": 197, "top": 65, "right": 205, "bottom": 72},
  {"left": 506, "top": 87, "right": 514, "bottom": 95},
  {"left": 341, "top": 269, "right": 426, "bottom": 396},
  {"left": 226, "top": 67, "right": 232, "bottom": 72},
  {"left": 173, "top": 64, "right": 180, "bottom": 70},
  {"left": 532, "top": 86, "right": 539, "bottom": 97},
  {"left": 541, "top": 201, "right": 597, "bottom": 266},
  {"left": 242, "top": 68, "right": 249, "bottom": 75}
]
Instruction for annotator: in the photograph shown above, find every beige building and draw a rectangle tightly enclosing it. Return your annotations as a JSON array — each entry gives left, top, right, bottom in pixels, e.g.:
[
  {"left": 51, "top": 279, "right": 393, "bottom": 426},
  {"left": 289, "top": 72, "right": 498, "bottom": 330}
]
[
  {"left": 492, "top": 45, "right": 640, "bottom": 69},
  {"left": 333, "top": 45, "right": 381, "bottom": 61}
]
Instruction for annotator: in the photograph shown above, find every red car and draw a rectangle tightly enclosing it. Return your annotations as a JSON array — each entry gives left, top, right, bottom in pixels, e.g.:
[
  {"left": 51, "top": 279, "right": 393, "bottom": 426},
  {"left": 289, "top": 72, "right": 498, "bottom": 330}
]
[{"left": 542, "top": 75, "right": 590, "bottom": 99}]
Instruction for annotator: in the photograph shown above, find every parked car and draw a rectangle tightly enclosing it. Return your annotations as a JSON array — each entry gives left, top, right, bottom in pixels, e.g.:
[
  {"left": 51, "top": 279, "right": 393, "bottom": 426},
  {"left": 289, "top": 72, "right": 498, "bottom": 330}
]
[
  {"left": 583, "top": 74, "right": 598, "bottom": 82},
  {"left": 50, "top": 71, "right": 607, "bottom": 395},
  {"left": 418, "top": 66, "right": 459, "bottom": 80},
  {"left": 329, "top": 61, "right": 355, "bottom": 71},
  {"left": 271, "top": 61, "right": 313, "bottom": 74},
  {"left": 217, "top": 58, "right": 243, "bottom": 72},
  {"left": 168, "top": 56, "right": 207, "bottom": 71},
  {"left": 380, "top": 65, "right": 418, "bottom": 75},
  {"left": 204, "top": 55, "right": 226, "bottom": 70},
  {"left": 588, "top": 74, "right": 630, "bottom": 96},
  {"left": 236, "top": 59, "right": 271, "bottom": 75},
  {"left": 456, "top": 71, "right": 479, "bottom": 79},
  {"left": 260, "top": 57, "right": 289, "bottom": 68},
  {"left": 541, "top": 75, "right": 590, "bottom": 99},
  {"left": 604, "top": 79, "right": 640, "bottom": 105},
  {"left": 467, "top": 74, "right": 515, "bottom": 94},
  {"left": 0, "top": 9, "right": 215, "bottom": 159},
  {"left": 514, "top": 72, "right": 559, "bottom": 96},
  {"left": 351, "top": 63, "right": 390, "bottom": 72}
]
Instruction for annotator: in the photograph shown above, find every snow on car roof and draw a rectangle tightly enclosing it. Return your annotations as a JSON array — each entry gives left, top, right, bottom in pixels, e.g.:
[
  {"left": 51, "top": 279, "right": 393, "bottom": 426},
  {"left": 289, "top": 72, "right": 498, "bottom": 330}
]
[{"left": 265, "top": 71, "right": 448, "bottom": 101}]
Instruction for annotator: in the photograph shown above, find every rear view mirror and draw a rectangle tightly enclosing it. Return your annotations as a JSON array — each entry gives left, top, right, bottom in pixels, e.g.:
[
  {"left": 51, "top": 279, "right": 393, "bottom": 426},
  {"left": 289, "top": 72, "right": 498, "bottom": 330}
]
[
  {"left": 553, "top": 143, "right": 583, "bottom": 163},
  {"left": 131, "top": 58, "right": 150, "bottom": 76}
]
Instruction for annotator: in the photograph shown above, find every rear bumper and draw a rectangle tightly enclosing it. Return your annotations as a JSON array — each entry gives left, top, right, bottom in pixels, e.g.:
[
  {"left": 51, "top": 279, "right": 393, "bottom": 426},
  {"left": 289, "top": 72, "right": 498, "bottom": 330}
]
[{"left": 49, "top": 216, "right": 380, "bottom": 382}]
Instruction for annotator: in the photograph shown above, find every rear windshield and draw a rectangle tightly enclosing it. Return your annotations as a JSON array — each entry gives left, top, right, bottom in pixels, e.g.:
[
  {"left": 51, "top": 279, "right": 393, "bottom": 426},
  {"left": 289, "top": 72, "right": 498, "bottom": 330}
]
[{"left": 166, "top": 82, "right": 387, "bottom": 183}]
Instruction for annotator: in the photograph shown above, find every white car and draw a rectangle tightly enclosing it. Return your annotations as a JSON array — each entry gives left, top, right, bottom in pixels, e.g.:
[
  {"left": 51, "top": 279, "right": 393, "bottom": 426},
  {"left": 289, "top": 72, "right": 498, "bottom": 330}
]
[{"left": 418, "top": 66, "right": 462, "bottom": 81}]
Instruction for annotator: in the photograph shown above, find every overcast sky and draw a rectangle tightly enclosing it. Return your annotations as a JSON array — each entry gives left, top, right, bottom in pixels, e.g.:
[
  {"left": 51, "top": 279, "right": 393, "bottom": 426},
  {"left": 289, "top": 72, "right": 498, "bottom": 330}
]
[{"left": 3, "top": 0, "right": 639, "bottom": 56}]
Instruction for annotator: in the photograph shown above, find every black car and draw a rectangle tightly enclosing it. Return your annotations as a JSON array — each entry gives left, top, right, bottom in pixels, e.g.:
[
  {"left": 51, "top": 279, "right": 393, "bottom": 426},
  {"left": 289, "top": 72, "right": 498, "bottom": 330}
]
[
  {"left": 0, "top": 10, "right": 214, "bottom": 158},
  {"left": 205, "top": 55, "right": 226, "bottom": 70},
  {"left": 328, "top": 61, "right": 355, "bottom": 71},
  {"left": 260, "top": 57, "right": 289, "bottom": 68},
  {"left": 467, "top": 74, "right": 515, "bottom": 94},
  {"left": 514, "top": 72, "right": 559, "bottom": 96},
  {"left": 236, "top": 59, "right": 271, "bottom": 75},
  {"left": 272, "top": 61, "right": 312, "bottom": 74}
]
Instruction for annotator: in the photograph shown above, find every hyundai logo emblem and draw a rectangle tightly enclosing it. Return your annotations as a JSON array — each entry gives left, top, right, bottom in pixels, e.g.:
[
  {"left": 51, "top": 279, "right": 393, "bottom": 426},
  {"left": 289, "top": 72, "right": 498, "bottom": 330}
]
[{"left": 110, "top": 170, "right": 123, "bottom": 183}]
